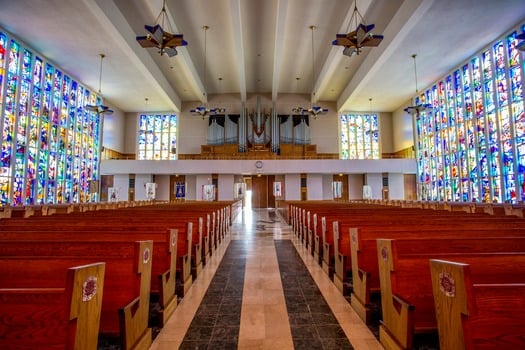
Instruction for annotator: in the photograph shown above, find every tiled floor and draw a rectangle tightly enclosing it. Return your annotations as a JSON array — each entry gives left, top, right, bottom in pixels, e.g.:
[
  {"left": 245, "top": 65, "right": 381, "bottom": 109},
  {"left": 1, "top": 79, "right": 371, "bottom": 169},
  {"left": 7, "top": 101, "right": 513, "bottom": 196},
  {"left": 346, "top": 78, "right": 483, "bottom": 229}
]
[
  {"left": 275, "top": 240, "right": 352, "bottom": 349},
  {"left": 149, "top": 208, "right": 382, "bottom": 350}
]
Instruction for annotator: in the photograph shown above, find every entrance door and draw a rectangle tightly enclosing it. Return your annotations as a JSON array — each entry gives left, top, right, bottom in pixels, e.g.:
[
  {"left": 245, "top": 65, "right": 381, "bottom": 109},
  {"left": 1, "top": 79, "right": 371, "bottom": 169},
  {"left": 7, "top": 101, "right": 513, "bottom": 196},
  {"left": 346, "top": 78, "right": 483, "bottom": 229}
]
[
  {"left": 250, "top": 175, "right": 276, "bottom": 208},
  {"left": 251, "top": 175, "right": 267, "bottom": 208}
]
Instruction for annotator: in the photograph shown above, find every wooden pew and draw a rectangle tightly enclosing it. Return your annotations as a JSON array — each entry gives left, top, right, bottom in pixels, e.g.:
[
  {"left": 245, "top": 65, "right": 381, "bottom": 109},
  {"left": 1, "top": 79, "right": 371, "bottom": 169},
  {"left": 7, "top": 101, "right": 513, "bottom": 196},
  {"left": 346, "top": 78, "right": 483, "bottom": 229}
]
[
  {"left": 0, "top": 240, "right": 153, "bottom": 350},
  {"left": 0, "top": 262, "right": 105, "bottom": 350},
  {"left": 376, "top": 239, "right": 525, "bottom": 350},
  {"left": 176, "top": 221, "right": 193, "bottom": 296},
  {"left": 430, "top": 258, "right": 525, "bottom": 350},
  {"left": 0, "top": 228, "right": 179, "bottom": 327},
  {"left": 0, "top": 208, "right": 204, "bottom": 297},
  {"left": 349, "top": 226, "right": 525, "bottom": 323},
  {"left": 307, "top": 211, "right": 315, "bottom": 252}
]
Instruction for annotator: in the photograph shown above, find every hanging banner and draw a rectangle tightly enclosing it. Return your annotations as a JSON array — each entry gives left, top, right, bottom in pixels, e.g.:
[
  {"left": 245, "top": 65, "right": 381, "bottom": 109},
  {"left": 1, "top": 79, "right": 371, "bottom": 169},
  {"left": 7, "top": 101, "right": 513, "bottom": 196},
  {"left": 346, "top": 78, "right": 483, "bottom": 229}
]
[
  {"left": 363, "top": 185, "right": 372, "bottom": 199},
  {"left": 175, "top": 182, "right": 186, "bottom": 199},
  {"left": 146, "top": 182, "right": 156, "bottom": 200},
  {"left": 202, "top": 184, "right": 215, "bottom": 201},
  {"left": 108, "top": 187, "right": 118, "bottom": 202},
  {"left": 332, "top": 181, "right": 343, "bottom": 199},
  {"left": 273, "top": 181, "right": 283, "bottom": 197},
  {"left": 234, "top": 183, "right": 245, "bottom": 200}
]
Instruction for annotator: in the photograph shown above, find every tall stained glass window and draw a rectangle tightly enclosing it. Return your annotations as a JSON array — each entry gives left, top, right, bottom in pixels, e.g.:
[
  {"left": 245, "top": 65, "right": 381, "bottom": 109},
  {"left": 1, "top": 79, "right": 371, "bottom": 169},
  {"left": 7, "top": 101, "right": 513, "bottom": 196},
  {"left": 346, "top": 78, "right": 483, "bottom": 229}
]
[
  {"left": 414, "top": 23, "right": 525, "bottom": 203},
  {"left": 137, "top": 114, "right": 177, "bottom": 160},
  {"left": 0, "top": 30, "right": 101, "bottom": 206},
  {"left": 340, "top": 113, "right": 380, "bottom": 159}
]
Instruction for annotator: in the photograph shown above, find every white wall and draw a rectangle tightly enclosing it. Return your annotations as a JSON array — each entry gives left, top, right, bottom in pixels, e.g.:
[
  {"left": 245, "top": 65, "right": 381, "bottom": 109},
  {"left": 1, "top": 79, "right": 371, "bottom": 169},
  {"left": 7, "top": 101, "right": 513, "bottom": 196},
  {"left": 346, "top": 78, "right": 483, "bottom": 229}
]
[
  {"left": 218, "top": 174, "right": 234, "bottom": 200},
  {"left": 365, "top": 173, "right": 383, "bottom": 200},
  {"left": 124, "top": 112, "right": 138, "bottom": 155},
  {"left": 113, "top": 174, "right": 129, "bottom": 201},
  {"left": 392, "top": 99, "right": 415, "bottom": 152},
  {"left": 303, "top": 102, "right": 340, "bottom": 154},
  {"left": 388, "top": 173, "right": 405, "bottom": 200},
  {"left": 322, "top": 175, "right": 334, "bottom": 199},
  {"left": 348, "top": 174, "right": 364, "bottom": 200},
  {"left": 285, "top": 174, "right": 301, "bottom": 201},
  {"left": 195, "top": 174, "right": 213, "bottom": 201},
  {"left": 134, "top": 174, "right": 153, "bottom": 200},
  {"left": 102, "top": 105, "right": 126, "bottom": 153},
  {"left": 179, "top": 102, "right": 208, "bottom": 154},
  {"left": 379, "top": 112, "right": 393, "bottom": 154},
  {"left": 306, "top": 174, "right": 323, "bottom": 200},
  {"left": 185, "top": 175, "right": 197, "bottom": 200},
  {"left": 154, "top": 175, "right": 170, "bottom": 201},
  {"left": 101, "top": 159, "right": 416, "bottom": 176}
]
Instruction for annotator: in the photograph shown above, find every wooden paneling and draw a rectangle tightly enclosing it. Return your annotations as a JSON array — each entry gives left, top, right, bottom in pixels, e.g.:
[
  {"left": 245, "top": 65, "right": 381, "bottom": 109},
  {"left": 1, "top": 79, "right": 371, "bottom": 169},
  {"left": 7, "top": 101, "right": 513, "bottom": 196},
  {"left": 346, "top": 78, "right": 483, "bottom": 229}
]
[{"left": 251, "top": 175, "right": 268, "bottom": 208}]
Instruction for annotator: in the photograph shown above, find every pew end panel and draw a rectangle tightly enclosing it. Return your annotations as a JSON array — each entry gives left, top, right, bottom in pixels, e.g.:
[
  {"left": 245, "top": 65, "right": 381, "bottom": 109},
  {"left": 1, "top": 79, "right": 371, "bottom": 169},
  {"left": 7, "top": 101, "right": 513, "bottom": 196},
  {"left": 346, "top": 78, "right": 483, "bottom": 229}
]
[
  {"left": 118, "top": 240, "right": 153, "bottom": 350},
  {"left": 194, "top": 217, "right": 204, "bottom": 277},
  {"left": 350, "top": 227, "right": 375, "bottom": 323},
  {"left": 332, "top": 221, "right": 348, "bottom": 294},
  {"left": 376, "top": 239, "right": 415, "bottom": 350},
  {"left": 430, "top": 259, "right": 525, "bottom": 350},
  {"left": 157, "top": 229, "right": 178, "bottom": 326},
  {"left": 177, "top": 221, "right": 193, "bottom": 297},
  {"left": 321, "top": 216, "right": 332, "bottom": 275},
  {"left": 0, "top": 262, "right": 106, "bottom": 350}
]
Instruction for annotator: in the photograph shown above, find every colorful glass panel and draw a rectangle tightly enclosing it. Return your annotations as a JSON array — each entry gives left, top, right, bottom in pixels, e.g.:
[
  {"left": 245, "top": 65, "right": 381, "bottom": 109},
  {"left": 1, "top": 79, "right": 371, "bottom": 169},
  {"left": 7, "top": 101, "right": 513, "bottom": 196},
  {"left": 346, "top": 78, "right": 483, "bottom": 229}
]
[
  {"left": 414, "top": 24, "right": 524, "bottom": 203},
  {"left": 339, "top": 113, "right": 379, "bottom": 160},
  {"left": 137, "top": 114, "right": 178, "bottom": 160},
  {"left": 0, "top": 30, "right": 101, "bottom": 205}
]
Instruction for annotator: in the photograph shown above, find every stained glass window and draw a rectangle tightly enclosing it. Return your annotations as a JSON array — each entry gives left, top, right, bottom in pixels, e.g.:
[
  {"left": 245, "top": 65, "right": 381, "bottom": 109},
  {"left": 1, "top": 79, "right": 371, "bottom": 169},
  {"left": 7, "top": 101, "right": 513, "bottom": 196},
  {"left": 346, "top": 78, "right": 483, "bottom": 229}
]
[
  {"left": 339, "top": 113, "right": 379, "bottom": 159},
  {"left": 0, "top": 30, "right": 101, "bottom": 206},
  {"left": 137, "top": 114, "right": 177, "bottom": 160},
  {"left": 414, "top": 23, "right": 525, "bottom": 203}
]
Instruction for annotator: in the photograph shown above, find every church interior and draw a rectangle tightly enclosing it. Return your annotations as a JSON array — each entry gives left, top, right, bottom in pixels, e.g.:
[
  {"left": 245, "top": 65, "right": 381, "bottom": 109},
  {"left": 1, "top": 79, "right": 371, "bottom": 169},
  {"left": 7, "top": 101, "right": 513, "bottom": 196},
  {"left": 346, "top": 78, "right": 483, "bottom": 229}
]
[{"left": 0, "top": 1, "right": 524, "bottom": 349}]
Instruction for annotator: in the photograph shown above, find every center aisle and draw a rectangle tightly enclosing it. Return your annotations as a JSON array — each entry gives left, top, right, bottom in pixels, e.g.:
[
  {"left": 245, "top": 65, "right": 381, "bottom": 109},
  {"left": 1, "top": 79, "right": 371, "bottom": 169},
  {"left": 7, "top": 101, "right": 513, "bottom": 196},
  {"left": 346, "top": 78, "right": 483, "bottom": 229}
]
[{"left": 149, "top": 208, "right": 382, "bottom": 350}]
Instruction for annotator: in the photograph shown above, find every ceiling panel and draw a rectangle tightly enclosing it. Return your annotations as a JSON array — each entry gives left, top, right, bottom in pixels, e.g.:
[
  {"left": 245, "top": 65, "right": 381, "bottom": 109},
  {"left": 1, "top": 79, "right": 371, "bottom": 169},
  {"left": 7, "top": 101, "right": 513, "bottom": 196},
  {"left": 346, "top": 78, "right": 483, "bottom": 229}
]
[{"left": 0, "top": 0, "right": 523, "bottom": 113}]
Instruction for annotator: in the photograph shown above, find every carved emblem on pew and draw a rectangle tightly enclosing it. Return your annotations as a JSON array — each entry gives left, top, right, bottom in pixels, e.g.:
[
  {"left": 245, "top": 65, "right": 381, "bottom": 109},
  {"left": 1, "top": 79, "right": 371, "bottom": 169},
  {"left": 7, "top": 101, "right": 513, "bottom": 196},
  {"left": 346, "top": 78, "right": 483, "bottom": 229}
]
[
  {"left": 438, "top": 272, "right": 456, "bottom": 297},
  {"left": 380, "top": 246, "right": 388, "bottom": 261},
  {"left": 143, "top": 248, "right": 151, "bottom": 264},
  {"left": 82, "top": 276, "right": 98, "bottom": 302}
]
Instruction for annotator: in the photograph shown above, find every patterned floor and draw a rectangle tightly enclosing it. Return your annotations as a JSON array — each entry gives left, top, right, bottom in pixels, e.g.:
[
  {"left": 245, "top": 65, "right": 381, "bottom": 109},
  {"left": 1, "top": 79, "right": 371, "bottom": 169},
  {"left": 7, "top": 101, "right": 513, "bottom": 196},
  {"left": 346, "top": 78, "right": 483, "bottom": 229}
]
[
  {"left": 178, "top": 241, "right": 246, "bottom": 349},
  {"left": 275, "top": 240, "right": 353, "bottom": 349},
  {"left": 105, "top": 208, "right": 384, "bottom": 350}
]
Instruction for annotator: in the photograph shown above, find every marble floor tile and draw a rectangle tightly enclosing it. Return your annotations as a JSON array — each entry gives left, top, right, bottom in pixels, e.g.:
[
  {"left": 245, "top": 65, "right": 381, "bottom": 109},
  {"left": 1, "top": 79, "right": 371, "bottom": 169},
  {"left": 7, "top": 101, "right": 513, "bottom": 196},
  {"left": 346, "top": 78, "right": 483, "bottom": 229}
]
[{"left": 149, "top": 208, "right": 382, "bottom": 350}]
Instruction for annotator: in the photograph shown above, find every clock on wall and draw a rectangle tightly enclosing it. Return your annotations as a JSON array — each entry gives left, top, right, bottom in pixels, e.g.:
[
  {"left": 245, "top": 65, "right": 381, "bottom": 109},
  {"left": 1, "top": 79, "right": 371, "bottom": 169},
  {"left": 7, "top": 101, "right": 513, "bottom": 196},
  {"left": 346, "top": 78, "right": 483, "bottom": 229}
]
[{"left": 255, "top": 161, "right": 263, "bottom": 169}]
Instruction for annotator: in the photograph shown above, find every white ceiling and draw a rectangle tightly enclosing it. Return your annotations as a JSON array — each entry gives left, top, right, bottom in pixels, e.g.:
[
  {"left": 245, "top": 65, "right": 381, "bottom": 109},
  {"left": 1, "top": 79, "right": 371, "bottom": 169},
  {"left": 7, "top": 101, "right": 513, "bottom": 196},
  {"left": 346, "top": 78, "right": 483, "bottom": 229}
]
[{"left": 1, "top": 0, "right": 524, "bottom": 113}]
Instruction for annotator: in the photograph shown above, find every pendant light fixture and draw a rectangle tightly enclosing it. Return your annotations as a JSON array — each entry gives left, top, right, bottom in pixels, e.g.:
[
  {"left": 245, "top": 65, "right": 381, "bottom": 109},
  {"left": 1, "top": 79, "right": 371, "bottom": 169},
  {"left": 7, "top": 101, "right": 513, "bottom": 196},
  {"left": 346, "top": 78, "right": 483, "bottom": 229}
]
[
  {"left": 404, "top": 54, "right": 432, "bottom": 115},
  {"left": 190, "top": 25, "right": 225, "bottom": 118},
  {"left": 136, "top": 0, "right": 187, "bottom": 57},
  {"left": 293, "top": 25, "right": 328, "bottom": 118},
  {"left": 332, "top": 0, "right": 384, "bottom": 57},
  {"left": 86, "top": 53, "right": 113, "bottom": 115}
]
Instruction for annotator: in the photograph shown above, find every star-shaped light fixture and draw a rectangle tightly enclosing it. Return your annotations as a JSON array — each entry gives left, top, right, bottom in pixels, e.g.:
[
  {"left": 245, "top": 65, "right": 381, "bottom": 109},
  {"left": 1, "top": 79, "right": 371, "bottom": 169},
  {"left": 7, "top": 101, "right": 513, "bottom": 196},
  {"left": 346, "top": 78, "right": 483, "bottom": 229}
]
[
  {"left": 85, "top": 53, "right": 113, "bottom": 115},
  {"left": 332, "top": 0, "right": 384, "bottom": 57},
  {"left": 293, "top": 26, "right": 328, "bottom": 118},
  {"left": 404, "top": 54, "right": 432, "bottom": 115},
  {"left": 136, "top": 0, "right": 187, "bottom": 57}
]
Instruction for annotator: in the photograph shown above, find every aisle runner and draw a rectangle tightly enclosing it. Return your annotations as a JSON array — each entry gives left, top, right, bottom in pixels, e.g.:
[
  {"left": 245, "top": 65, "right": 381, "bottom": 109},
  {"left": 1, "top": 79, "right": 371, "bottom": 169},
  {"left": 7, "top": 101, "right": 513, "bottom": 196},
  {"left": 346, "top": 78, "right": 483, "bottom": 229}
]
[
  {"left": 275, "top": 240, "right": 353, "bottom": 350},
  {"left": 179, "top": 241, "right": 246, "bottom": 349}
]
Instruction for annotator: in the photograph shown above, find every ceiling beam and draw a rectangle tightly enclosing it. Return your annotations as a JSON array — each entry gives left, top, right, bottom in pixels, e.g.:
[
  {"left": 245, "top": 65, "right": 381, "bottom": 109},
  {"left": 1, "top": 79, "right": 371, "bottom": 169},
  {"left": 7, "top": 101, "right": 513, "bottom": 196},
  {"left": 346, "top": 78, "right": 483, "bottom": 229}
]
[
  {"left": 162, "top": 1, "right": 206, "bottom": 105},
  {"left": 230, "top": 0, "right": 247, "bottom": 102},
  {"left": 337, "top": 0, "right": 435, "bottom": 112},
  {"left": 314, "top": 0, "right": 372, "bottom": 104},
  {"left": 85, "top": 0, "right": 182, "bottom": 111},
  {"left": 271, "top": 0, "right": 288, "bottom": 103}
]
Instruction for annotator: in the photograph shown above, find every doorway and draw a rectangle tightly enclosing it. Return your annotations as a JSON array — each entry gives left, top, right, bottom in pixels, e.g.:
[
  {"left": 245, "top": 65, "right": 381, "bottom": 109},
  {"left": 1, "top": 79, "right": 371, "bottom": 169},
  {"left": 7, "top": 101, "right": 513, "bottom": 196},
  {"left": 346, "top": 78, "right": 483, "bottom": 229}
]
[{"left": 248, "top": 175, "right": 276, "bottom": 208}]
